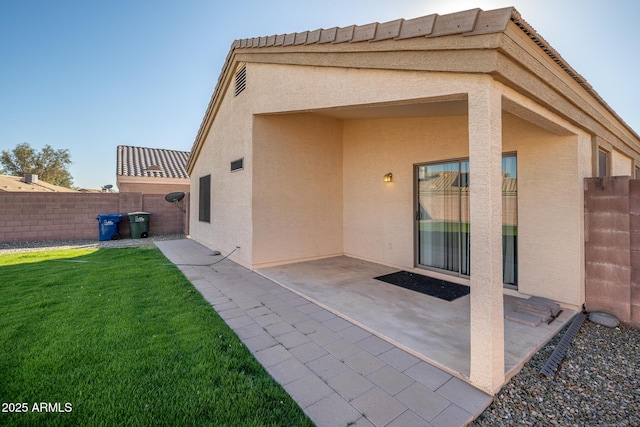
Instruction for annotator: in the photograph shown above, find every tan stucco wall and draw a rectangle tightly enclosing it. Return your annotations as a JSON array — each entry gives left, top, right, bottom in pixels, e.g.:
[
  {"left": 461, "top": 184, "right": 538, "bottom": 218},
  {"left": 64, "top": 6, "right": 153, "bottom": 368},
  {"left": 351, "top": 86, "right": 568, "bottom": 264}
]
[
  {"left": 249, "top": 63, "right": 476, "bottom": 114},
  {"left": 188, "top": 64, "right": 254, "bottom": 267},
  {"left": 502, "top": 116, "right": 590, "bottom": 306},
  {"left": 252, "top": 114, "right": 344, "bottom": 266},
  {"left": 612, "top": 149, "right": 633, "bottom": 176},
  {"left": 190, "top": 62, "right": 592, "bottom": 305},
  {"left": 343, "top": 115, "right": 469, "bottom": 268},
  {"left": 342, "top": 112, "right": 587, "bottom": 306},
  {"left": 190, "top": 63, "right": 481, "bottom": 267}
]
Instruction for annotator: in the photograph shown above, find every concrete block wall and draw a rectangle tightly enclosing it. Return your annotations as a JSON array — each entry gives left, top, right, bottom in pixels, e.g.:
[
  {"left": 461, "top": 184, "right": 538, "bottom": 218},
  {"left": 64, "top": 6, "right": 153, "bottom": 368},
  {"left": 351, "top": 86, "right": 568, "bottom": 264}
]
[
  {"left": 584, "top": 176, "right": 638, "bottom": 327},
  {"left": 630, "top": 180, "right": 640, "bottom": 327},
  {"left": 139, "top": 194, "right": 188, "bottom": 236},
  {"left": 0, "top": 192, "right": 189, "bottom": 244}
]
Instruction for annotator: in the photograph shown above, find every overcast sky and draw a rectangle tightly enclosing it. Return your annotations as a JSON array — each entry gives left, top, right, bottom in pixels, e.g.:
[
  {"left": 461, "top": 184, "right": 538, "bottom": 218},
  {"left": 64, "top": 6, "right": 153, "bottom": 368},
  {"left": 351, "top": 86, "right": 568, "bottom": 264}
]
[{"left": 1, "top": 0, "right": 638, "bottom": 189}]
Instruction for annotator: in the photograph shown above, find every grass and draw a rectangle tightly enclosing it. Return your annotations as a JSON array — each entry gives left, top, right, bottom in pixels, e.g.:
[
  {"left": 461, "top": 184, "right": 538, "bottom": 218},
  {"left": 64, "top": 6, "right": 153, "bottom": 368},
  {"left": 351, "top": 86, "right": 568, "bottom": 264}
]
[
  {"left": 418, "top": 221, "right": 518, "bottom": 236},
  {"left": 0, "top": 247, "right": 314, "bottom": 427}
]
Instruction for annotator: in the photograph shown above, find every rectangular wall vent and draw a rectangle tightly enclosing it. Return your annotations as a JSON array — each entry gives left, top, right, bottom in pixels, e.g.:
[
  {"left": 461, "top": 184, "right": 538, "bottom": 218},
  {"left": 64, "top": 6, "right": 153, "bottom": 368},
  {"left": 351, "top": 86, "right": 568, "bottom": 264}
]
[
  {"left": 235, "top": 65, "right": 246, "bottom": 96},
  {"left": 231, "top": 158, "right": 244, "bottom": 172}
]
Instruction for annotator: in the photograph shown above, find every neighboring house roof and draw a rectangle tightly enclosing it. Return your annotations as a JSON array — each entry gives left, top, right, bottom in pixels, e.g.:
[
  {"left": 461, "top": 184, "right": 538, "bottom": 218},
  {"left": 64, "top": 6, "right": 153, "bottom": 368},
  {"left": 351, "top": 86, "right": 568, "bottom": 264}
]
[
  {"left": 117, "top": 145, "right": 190, "bottom": 179},
  {"left": 420, "top": 171, "right": 517, "bottom": 194},
  {"left": 0, "top": 174, "right": 77, "bottom": 192},
  {"left": 187, "top": 6, "right": 639, "bottom": 173}
]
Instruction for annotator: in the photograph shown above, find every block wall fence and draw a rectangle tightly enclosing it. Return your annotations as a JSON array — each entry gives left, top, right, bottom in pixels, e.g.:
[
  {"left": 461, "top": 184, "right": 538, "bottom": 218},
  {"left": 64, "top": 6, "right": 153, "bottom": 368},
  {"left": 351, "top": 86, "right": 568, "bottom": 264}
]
[
  {"left": 584, "top": 176, "right": 640, "bottom": 327},
  {"left": 0, "top": 192, "right": 189, "bottom": 243}
]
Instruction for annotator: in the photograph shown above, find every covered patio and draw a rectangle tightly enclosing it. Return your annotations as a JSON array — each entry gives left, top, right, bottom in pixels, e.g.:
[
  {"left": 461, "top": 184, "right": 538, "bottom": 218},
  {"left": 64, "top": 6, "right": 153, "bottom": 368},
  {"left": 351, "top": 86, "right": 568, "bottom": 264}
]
[
  {"left": 258, "top": 256, "right": 576, "bottom": 388},
  {"left": 245, "top": 78, "right": 588, "bottom": 394}
]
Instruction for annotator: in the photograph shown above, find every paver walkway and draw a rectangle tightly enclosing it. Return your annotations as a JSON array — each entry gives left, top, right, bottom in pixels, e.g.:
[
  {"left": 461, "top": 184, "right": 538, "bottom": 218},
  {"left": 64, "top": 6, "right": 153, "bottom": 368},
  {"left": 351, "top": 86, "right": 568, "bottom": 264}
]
[{"left": 156, "top": 239, "right": 492, "bottom": 427}]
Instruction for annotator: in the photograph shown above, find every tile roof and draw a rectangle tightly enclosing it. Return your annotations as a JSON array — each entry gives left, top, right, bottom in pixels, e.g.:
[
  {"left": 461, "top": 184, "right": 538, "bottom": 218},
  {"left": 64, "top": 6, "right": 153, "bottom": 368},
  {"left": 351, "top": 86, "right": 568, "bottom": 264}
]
[
  {"left": 236, "top": 7, "right": 509, "bottom": 48},
  {"left": 232, "top": 7, "right": 614, "bottom": 123},
  {"left": 117, "top": 145, "right": 190, "bottom": 179},
  {"left": 419, "top": 171, "right": 517, "bottom": 194},
  {"left": 0, "top": 174, "right": 77, "bottom": 192}
]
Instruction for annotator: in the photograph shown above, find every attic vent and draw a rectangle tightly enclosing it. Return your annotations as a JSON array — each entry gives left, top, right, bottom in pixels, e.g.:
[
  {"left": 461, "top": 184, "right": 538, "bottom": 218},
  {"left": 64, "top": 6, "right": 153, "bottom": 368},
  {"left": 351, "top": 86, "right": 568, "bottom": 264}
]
[
  {"left": 145, "top": 164, "right": 164, "bottom": 176},
  {"left": 235, "top": 65, "right": 246, "bottom": 96},
  {"left": 230, "top": 158, "right": 244, "bottom": 172}
]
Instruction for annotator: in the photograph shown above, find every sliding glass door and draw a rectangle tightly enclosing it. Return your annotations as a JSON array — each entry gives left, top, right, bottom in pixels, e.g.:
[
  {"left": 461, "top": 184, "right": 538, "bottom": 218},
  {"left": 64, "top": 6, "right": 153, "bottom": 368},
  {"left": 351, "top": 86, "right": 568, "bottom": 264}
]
[
  {"left": 416, "top": 161, "right": 469, "bottom": 276},
  {"left": 416, "top": 156, "right": 517, "bottom": 285},
  {"left": 502, "top": 156, "right": 518, "bottom": 285}
]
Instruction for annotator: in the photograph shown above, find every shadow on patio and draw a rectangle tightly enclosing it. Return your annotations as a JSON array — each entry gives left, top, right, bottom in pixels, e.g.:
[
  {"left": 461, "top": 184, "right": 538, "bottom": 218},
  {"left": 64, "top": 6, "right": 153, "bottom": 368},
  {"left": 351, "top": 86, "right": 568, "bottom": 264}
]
[{"left": 258, "top": 256, "right": 576, "bottom": 387}]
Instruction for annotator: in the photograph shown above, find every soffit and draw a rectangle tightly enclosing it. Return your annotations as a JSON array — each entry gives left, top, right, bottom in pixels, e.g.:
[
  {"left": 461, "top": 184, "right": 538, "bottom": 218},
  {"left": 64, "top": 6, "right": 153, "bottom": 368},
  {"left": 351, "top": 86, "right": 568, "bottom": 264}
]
[
  {"left": 277, "top": 99, "right": 574, "bottom": 138},
  {"left": 312, "top": 99, "right": 468, "bottom": 120}
]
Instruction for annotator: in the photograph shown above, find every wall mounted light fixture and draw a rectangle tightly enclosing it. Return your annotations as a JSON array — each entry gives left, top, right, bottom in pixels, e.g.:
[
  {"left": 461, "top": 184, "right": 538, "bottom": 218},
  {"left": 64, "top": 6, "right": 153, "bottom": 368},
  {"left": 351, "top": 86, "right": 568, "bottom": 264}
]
[{"left": 383, "top": 173, "right": 392, "bottom": 182}]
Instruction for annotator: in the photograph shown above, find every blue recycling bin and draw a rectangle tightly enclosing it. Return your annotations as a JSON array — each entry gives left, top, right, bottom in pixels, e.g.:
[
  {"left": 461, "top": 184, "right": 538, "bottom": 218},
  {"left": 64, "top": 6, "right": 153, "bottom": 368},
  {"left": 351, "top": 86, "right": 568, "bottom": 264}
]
[{"left": 97, "top": 213, "right": 124, "bottom": 241}]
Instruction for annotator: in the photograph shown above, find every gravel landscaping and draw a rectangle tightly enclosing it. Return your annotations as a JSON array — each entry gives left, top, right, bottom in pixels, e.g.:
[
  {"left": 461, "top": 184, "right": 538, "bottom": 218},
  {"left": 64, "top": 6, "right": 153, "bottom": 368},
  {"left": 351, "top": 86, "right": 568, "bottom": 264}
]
[
  {"left": 472, "top": 320, "right": 639, "bottom": 426},
  {"left": 0, "top": 234, "right": 186, "bottom": 255}
]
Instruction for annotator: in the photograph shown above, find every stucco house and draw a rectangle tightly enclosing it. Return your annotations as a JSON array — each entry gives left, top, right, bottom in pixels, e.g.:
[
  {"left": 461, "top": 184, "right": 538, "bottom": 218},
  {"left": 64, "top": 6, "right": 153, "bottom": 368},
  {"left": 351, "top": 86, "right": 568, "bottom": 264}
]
[
  {"left": 186, "top": 7, "right": 640, "bottom": 393},
  {"left": 116, "top": 145, "right": 190, "bottom": 194}
]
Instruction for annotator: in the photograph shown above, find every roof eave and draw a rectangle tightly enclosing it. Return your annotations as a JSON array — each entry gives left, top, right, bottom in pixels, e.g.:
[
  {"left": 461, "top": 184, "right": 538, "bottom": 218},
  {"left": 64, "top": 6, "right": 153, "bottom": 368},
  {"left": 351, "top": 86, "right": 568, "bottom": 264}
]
[
  {"left": 187, "top": 41, "right": 240, "bottom": 174},
  {"left": 186, "top": 8, "right": 514, "bottom": 174},
  {"left": 507, "top": 10, "right": 640, "bottom": 142},
  {"left": 186, "top": 6, "right": 640, "bottom": 173}
]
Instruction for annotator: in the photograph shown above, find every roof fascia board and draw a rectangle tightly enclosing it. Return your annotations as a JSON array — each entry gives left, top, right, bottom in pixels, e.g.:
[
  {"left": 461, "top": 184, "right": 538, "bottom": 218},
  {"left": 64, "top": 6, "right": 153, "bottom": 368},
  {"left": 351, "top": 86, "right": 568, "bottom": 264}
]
[
  {"left": 188, "top": 43, "right": 240, "bottom": 174},
  {"left": 507, "top": 10, "right": 640, "bottom": 143},
  {"left": 493, "top": 52, "right": 640, "bottom": 156},
  {"left": 233, "top": 49, "right": 500, "bottom": 74},
  {"left": 497, "top": 27, "right": 640, "bottom": 154}
]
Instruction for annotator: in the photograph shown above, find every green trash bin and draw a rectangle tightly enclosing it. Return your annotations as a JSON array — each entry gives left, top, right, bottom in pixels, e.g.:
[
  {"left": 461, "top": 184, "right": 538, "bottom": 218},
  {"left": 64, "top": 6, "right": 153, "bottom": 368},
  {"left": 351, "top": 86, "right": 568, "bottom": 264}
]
[{"left": 127, "top": 212, "right": 152, "bottom": 238}]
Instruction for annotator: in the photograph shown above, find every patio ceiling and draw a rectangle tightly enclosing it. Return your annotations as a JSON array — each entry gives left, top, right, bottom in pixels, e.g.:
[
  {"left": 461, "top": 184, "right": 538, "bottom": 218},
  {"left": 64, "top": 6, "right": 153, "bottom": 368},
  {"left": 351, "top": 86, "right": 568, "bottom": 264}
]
[
  {"left": 280, "top": 95, "right": 575, "bottom": 138},
  {"left": 315, "top": 99, "right": 467, "bottom": 120}
]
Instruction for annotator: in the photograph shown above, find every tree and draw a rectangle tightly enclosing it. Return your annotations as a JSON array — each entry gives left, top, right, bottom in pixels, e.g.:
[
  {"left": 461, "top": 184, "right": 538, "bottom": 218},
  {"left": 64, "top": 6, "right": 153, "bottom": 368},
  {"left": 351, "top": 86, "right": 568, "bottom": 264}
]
[{"left": 0, "top": 142, "right": 74, "bottom": 188}]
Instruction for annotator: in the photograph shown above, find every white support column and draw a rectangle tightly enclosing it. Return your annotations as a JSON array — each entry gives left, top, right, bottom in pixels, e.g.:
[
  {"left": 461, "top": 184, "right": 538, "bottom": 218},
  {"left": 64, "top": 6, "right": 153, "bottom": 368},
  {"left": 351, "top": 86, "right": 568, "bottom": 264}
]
[{"left": 468, "top": 82, "right": 505, "bottom": 394}]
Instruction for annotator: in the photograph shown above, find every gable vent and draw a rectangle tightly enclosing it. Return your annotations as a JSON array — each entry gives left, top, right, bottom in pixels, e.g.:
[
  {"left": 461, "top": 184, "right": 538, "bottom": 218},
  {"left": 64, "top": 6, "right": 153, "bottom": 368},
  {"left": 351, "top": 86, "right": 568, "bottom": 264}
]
[{"left": 235, "top": 65, "right": 246, "bottom": 96}]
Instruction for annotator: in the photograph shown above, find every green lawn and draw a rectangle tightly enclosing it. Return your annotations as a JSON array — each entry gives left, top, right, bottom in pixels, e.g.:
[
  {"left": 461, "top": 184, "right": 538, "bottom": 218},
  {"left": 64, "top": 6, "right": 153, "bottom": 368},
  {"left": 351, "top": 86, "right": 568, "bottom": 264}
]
[
  {"left": 418, "top": 221, "right": 517, "bottom": 236},
  {"left": 0, "top": 246, "right": 313, "bottom": 427}
]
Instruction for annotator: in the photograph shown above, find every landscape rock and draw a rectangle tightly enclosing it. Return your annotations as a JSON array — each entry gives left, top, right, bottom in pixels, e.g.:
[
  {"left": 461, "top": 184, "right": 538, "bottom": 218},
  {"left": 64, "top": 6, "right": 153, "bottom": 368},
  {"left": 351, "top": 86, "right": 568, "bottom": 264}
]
[
  {"left": 588, "top": 311, "right": 620, "bottom": 328},
  {"left": 471, "top": 321, "right": 639, "bottom": 426}
]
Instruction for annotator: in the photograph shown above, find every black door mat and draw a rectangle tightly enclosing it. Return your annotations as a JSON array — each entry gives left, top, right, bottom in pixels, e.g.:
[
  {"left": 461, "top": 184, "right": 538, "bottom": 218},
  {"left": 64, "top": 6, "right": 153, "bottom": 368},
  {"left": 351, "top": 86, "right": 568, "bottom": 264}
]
[{"left": 374, "top": 271, "right": 470, "bottom": 302}]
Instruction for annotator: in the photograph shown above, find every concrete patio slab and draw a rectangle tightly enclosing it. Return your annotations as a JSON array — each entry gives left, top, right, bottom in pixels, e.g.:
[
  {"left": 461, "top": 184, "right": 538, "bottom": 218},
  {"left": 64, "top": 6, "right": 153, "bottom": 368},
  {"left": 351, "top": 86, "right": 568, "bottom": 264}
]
[
  {"left": 257, "top": 255, "right": 576, "bottom": 382},
  {"left": 156, "top": 239, "right": 497, "bottom": 426}
]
